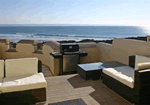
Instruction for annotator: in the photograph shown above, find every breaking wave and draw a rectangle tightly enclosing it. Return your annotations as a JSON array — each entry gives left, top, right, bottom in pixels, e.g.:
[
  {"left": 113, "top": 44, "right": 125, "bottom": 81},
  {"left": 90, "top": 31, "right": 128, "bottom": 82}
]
[{"left": 0, "top": 33, "right": 115, "bottom": 42}]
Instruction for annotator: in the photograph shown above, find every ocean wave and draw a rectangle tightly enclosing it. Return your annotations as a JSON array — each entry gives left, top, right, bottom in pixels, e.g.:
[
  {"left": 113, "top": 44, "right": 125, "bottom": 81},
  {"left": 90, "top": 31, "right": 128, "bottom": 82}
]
[
  {"left": 34, "top": 33, "right": 116, "bottom": 38},
  {"left": 0, "top": 33, "right": 116, "bottom": 38},
  {"left": 0, "top": 33, "right": 115, "bottom": 42}
]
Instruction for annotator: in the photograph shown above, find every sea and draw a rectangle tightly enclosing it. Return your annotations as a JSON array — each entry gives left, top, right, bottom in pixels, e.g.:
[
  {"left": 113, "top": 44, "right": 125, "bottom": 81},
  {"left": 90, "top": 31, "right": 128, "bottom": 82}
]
[{"left": 0, "top": 26, "right": 149, "bottom": 43}]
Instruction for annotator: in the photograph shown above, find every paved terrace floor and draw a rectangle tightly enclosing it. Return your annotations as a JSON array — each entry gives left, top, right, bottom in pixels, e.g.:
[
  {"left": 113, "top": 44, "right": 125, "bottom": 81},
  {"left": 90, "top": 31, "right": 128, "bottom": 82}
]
[{"left": 41, "top": 65, "right": 131, "bottom": 105}]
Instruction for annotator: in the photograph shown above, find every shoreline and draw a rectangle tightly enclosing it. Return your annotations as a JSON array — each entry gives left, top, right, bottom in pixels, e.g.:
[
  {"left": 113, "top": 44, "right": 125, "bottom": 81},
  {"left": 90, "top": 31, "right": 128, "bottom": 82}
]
[{"left": 57, "top": 36, "right": 147, "bottom": 44}]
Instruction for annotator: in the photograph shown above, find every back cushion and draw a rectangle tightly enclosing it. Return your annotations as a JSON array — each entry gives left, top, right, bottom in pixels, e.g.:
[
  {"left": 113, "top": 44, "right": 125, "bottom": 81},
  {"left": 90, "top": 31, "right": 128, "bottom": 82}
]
[
  {"left": 0, "top": 60, "right": 4, "bottom": 78},
  {"left": 135, "top": 55, "right": 150, "bottom": 70},
  {"left": 136, "top": 62, "right": 150, "bottom": 70},
  {"left": 5, "top": 57, "right": 38, "bottom": 77}
]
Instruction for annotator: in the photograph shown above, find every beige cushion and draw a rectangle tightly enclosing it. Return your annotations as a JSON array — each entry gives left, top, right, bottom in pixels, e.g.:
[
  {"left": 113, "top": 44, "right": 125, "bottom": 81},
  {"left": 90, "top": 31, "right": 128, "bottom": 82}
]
[
  {"left": 1, "top": 73, "right": 47, "bottom": 93},
  {"left": 103, "top": 66, "right": 134, "bottom": 88},
  {"left": 5, "top": 57, "right": 38, "bottom": 77},
  {"left": 135, "top": 55, "right": 150, "bottom": 70},
  {"left": 0, "top": 60, "right": 4, "bottom": 78},
  {"left": 136, "top": 62, "right": 150, "bottom": 70}
]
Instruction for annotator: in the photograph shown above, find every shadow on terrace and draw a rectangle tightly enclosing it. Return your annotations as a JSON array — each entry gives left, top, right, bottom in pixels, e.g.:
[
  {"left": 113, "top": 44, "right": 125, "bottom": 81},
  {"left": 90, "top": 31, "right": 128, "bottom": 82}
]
[{"left": 67, "top": 75, "right": 131, "bottom": 105}]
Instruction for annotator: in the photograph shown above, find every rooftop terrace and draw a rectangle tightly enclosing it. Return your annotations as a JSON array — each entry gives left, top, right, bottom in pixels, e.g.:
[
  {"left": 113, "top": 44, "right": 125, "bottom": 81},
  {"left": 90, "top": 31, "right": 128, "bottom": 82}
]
[{"left": 2, "top": 37, "right": 150, "bottom": 104}]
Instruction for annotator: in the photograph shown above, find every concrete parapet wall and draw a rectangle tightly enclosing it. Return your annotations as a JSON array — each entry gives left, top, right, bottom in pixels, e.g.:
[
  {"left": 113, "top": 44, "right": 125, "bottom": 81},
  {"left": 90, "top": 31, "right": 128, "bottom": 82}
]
[
  {"left": 78, "top": 42, "right": 99, "bottom": 63},
  {"left": 1, "top": 38, "right": 150, "bottom": 76},
  {"left": 111, "top": 38, "right": 150, "bottom": 65},
  {"left": 0, "top": 40, "right": 61, "bottom": 76},
  {"left": 41, "top": 45, "right": 60, "bottom": 76},
  {"left": 5, "top": 44, "right": 34, "bottom": 59},
  {"left": 97, "top": 42, "right": 114, "bottom": 62}
]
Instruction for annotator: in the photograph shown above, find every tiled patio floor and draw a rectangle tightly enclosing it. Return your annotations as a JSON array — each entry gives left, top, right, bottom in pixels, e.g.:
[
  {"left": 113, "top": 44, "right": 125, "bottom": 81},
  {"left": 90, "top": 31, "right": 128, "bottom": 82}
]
[{"left": 43, "top": 74, "right": 131, "bottom": 105}]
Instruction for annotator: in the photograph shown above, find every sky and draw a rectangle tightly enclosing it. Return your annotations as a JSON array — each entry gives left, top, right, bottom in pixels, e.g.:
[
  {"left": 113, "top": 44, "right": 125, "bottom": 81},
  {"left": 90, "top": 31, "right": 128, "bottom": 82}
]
[{"left": 0, "top": 0, "right": 150, "bottom": 26}]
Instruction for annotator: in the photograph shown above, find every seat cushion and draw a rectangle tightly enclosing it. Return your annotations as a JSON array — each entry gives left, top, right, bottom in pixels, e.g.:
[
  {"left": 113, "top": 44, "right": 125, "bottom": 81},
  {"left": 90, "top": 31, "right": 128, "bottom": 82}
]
[
  {"left": 103, "top": 66, "right": 134, "bottom": 88},
  {"left": 0, "top": 60, "right": 4, "bottom": 78},
  {"left": 1, "top": 73, "right": 47, "bottom": 93},
  {"left": 5, "top": 57, "right": 38, "bottom": 77}
]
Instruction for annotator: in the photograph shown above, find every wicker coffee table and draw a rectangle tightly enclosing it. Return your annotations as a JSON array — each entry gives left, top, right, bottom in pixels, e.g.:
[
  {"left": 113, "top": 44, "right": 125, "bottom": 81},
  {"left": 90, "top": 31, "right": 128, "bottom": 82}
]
[{"left": 77, "top": 61, "right": 125, "bottom": 80}]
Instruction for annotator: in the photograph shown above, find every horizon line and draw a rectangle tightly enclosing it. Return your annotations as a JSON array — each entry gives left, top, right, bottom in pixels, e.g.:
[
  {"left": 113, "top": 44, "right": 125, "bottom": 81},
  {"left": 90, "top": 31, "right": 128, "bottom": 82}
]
[{"left": 0, "top": 24, "right": 144, "bottom": 27}]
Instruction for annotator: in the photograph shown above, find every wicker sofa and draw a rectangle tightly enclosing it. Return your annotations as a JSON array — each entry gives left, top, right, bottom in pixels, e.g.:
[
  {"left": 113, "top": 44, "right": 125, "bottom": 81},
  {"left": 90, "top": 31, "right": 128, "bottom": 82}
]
[
  {"left": 102, "top": 55, "right": 150, "bottom": 105},
  {"left": 0, "top": 57, "right": 47, "bottom": 105}
]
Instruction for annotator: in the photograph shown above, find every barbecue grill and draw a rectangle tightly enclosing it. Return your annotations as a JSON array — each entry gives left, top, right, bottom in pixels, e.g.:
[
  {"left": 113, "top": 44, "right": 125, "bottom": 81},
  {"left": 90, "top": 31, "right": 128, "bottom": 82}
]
[{"left": 50, "top": 43, "right": 88, "bottom": 75}]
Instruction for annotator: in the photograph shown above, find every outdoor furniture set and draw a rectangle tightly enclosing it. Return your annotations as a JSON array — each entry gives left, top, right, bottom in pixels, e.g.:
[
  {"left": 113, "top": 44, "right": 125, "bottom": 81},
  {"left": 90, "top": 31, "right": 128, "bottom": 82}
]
[
  {"left": 77, "top": 55, "right": 150, "bottom": 105},
  {"left": 103, "top": 55, "right": 150, "bottom": 105},
  {"left": 77, "top": 38, "right": 150, "bottom": 105},
  {"left": 0, "top": 57, "right": 47, "bottom": 105}
]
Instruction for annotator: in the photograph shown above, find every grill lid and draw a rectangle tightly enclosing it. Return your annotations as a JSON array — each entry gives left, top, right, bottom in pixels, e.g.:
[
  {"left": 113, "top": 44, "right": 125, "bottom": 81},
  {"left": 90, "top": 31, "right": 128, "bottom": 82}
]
[{"left": 60, "top": 43, "right": 79, "bottom": 53}]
